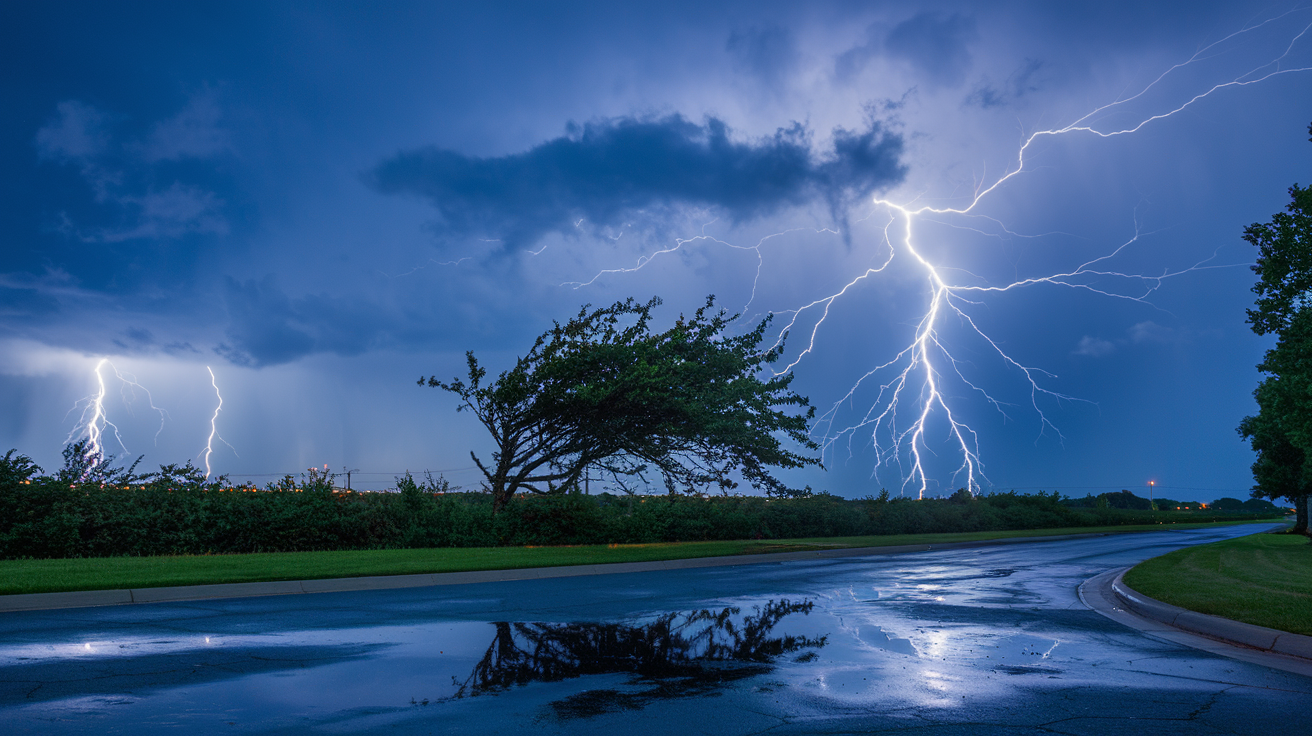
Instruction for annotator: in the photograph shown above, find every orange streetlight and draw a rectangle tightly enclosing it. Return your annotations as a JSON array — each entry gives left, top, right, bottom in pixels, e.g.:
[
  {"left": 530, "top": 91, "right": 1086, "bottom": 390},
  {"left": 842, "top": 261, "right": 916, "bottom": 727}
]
[{"left": 1149, "top": 480, "right": 1155, "bottom": 510}]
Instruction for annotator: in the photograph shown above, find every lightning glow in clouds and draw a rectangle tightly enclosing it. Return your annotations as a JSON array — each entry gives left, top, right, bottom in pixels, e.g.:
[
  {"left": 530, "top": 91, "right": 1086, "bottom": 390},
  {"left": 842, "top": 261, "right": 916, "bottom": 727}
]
[
  {"left": 6, "top": 3, "right": 1311, "bottom": 497},
  {"left": 574, "top": 13, "right": 1312, "bottom": 497}
]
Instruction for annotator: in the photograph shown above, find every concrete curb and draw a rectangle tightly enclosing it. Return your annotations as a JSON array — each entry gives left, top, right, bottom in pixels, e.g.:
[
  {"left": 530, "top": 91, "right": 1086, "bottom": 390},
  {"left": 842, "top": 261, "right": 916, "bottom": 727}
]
[
  {"left": 0, "top": 531, "right": 1125, "bottom": 613},
  {"left": 1111, "top": 570, "right": 1312, "bottom": 660},
  {"left": 1079, "top": 567, "right": 1312, "bottom": 678}
]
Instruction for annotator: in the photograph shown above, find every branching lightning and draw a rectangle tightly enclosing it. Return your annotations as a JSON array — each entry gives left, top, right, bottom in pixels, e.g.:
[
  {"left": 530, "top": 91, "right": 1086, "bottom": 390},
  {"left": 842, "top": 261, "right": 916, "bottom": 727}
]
[
  {"left": 200, "top": 366, "right": 236, "bottom": 478},
  {"left": 66, "top": 361, "right": 236, "bottom": 478},
  {"left": 565, "top": 13, "right": 1312, "bottom": 498},
  {"left": 65, "top": 358, "right": 169, "bottom": 462},
  {"left": 65, "top": 358, "right": 117, "bottom": 460},
  {"left": 111, "top": 364, "right": 169, "bottom": 445}
]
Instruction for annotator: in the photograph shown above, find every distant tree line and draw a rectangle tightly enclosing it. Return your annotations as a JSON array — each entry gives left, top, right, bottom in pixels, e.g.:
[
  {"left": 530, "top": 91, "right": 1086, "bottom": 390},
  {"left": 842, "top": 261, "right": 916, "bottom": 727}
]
[
  {"left": 1061, "top": 489, "right": 1283, "bottom": 512},
  {"left": 0, "top": 449, "right": 1284, "bottom": 560}
]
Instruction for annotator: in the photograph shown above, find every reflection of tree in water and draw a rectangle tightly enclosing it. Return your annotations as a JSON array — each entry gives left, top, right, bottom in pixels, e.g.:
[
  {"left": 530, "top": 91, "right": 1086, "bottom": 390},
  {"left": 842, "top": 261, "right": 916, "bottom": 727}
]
[{"left": 448, "top": 599, "right": 825, "bottom": 719}]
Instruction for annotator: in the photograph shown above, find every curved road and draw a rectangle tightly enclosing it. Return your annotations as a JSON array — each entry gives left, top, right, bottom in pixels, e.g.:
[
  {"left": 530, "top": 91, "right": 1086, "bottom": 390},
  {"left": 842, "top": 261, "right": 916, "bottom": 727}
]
[{"left": 1, "top": 523, "right": 1306, "bottom": 734}]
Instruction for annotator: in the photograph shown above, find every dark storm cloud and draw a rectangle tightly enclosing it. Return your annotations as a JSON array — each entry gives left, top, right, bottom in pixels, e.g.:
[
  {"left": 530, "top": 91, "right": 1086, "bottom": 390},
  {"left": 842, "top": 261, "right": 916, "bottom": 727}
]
[
  {"left": 883, "top": 12, "right": 977, "bottom": 87},
  {"left": 369, "top": 115, "right": 905, "bottom": 247},
  {"left": 215, "top": 277, "right": 313, "bottom": 366},
  {"left": 216, "top": 276, "right": 385, "bottom": 367}
]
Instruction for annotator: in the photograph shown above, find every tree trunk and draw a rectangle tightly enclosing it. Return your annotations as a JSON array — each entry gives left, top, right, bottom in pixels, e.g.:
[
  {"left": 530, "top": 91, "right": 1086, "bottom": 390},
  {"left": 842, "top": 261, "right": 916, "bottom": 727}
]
[
  {"left": 490, "top": 477, "right": 512, "bottom": 515},
  {"left": 1295, "top": 494, "right": 1309, "bottom": 535},
  {"left": 473, "top": 448, "right": 515, "bottom": 515}
]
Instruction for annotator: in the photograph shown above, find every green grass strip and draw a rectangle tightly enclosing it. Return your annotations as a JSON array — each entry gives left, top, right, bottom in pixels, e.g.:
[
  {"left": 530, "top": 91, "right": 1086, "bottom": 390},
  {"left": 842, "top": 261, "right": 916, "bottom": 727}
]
[
  {"left": 1125, "top": 531, "right": 1312, "bottom": 636},
  {"left": 0, "top": 518, "right": 1282, "bottom": 596}
]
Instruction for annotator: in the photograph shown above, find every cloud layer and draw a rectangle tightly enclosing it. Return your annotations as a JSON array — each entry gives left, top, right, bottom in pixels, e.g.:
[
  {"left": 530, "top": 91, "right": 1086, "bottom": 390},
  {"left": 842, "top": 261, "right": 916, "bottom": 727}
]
[
  {"left": 216, "top": 276, "right": 386, "bottom": 367},
  {"left": 1, "top": 0, "right": 1296, "bottom": 496},
  {"left": 34, "top": 95, "right": 230, "bottom": 243},
  {"left": 370, "top": 115, "right": 905, "bottom": 247}
]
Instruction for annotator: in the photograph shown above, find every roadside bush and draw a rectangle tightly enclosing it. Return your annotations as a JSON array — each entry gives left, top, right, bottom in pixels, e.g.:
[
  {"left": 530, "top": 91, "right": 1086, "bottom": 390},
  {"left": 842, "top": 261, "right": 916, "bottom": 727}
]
[{"left": 0, "top": 449, "right": 1287, "bottom": 559}]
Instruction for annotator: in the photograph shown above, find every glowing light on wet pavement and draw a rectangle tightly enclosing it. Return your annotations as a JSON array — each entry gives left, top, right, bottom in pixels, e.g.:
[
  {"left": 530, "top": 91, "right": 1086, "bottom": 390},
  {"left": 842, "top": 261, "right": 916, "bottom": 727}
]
[{"left": 0, "top": 524, "right": 1305, "bottom": 734}]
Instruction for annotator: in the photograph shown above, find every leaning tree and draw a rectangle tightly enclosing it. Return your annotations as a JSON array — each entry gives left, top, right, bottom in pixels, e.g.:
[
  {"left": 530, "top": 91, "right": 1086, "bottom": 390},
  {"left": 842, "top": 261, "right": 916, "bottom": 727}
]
[{"left": 420, "top": 296, "right": 820, "bottom": 512}]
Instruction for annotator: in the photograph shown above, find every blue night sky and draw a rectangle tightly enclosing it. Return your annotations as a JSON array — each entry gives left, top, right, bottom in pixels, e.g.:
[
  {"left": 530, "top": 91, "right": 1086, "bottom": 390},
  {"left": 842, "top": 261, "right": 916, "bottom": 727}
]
[{"left": 2, "top": 1, "right": 1310, "bottom": 500}]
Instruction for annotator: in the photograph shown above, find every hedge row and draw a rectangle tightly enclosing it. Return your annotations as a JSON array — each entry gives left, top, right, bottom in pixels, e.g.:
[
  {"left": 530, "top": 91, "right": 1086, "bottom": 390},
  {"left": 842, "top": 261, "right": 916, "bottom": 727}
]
[{"left": 0, "top": 457, "right": 1279, "bottom": 559}]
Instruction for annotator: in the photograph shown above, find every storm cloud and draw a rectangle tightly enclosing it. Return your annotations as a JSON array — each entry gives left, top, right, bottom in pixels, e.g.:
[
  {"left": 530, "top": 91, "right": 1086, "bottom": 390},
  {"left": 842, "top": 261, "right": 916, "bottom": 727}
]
[
  {"left": 2, "top": 0, "right": 1300, "bottom": 496},
  {"left": 369, "top": 115, "right": 905, "bottom": 247},
  {"left": 216, "top": 276, "right": 386, "bottom": 367}
]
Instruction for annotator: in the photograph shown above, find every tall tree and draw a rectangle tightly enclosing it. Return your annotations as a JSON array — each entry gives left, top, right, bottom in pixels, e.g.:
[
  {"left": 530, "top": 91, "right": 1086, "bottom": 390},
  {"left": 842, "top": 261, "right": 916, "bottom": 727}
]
[
  {"left": 1245, "top": 189, "right": 1312, "bottom": 337},
  {"left": 1238, "top": 377, "right": 1309, "bottom": 533},
  {"left": 422, "top": 296, "right": 820, "bottom": 513},
  {"left": 1240, "top": 123, "right": 1312, "bottom": 533}
]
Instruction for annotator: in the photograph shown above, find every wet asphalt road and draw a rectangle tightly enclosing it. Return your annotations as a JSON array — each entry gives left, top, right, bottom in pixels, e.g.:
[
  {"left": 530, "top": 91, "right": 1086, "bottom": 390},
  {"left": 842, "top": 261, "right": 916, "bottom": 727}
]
[{"left": 0, "top": 523, "right": 1306, "bottom": 735}]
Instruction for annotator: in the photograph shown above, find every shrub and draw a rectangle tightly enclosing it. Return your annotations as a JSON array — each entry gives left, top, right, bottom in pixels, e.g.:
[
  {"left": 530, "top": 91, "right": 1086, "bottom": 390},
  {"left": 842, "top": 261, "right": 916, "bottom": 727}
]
[{"left": 0, "top": 449, "right": 1284, "bottom": 559}]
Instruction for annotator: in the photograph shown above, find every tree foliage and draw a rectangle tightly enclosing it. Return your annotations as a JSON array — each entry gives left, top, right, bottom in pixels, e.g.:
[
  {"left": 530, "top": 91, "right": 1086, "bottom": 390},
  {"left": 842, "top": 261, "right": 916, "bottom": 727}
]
[
  {"left": 0, "top": 454, "right": 1276, "bottom": 561},
  {"left": 0, "top": 450, "right": 41, "bottom": 487},
  {"left": 422, "top": 296, "right": 820, "bottom": 512},
  {"left": 1239, "top": 122, "right": 1312, "bottom": 534},
  {"left": 1245, "top": 128, "right": 1312, "bottom": 336},
  {"left": 53, "top": 440, "right": 145, "bottom": 486},
  {"left": 1239, "top": 379, "right": 1306, "bottom": 494}
]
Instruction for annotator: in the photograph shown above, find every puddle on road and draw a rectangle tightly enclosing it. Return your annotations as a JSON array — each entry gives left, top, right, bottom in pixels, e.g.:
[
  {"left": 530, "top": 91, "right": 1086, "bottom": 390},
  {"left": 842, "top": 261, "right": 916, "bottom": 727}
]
[
  {"left": 7, "top": 530, "right": 1289, "bottom": 733},
  {"left": 436, "top": 598, "right": 827, "bottom": 720},
  {"left": 855, "top": 625, "right": 919, "bottom": 656}
]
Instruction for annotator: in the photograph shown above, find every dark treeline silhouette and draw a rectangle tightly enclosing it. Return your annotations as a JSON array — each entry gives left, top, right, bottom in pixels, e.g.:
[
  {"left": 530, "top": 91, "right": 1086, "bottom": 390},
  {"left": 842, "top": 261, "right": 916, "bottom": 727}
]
[
  {"left": 1061, "top": 489, "right": 1283, "bottom": 512},
  {"left": 0, "top": 447, "right": 1286, "bottom": 559}
]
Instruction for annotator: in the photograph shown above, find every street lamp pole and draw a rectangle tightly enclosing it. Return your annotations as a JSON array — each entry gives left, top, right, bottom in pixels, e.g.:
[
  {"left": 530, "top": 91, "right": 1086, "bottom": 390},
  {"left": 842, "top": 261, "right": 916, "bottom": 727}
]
[{"left": 1149, "top": 480, "right": 1155, "bottom": 510}]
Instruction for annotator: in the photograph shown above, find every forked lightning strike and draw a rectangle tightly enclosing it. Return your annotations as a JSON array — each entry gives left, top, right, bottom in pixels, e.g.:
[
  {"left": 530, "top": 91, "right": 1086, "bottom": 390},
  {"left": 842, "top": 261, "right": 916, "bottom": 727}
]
[
  {"left": 200, "top": 366, "right": 236, "bottom": 478},
  {"left": 807, "top": 14, "right": 1312, "bottom": 498},
  {"left": 569, "top": 12, "right": 1312, "bottom": 498},
  {"left": 65, "top": 358, "right": 169, "bottom": 463},
  {"left": 65, "top": 361, "right": 236, "bottom": 478}
]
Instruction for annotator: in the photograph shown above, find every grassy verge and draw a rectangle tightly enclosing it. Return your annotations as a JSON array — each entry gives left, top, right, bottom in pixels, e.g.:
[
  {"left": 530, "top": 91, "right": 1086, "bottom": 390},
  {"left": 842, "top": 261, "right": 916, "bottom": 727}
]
[
  {"left": 1124, "top": 531, "right": 1312, "bottom": 636},
  {"left": 0, "top": 518, "right": 1284, "bottom": 596}
]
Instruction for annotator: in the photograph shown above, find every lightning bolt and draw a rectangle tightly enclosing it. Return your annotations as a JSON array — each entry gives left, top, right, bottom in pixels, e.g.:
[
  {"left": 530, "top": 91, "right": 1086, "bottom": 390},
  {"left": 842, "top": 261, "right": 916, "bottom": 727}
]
[
  {"left": 106, "top": 363, "right": 170, "bottom": 445},
  {"left": 566, "top": 12, "right": 1312, "bottom": 498},
  {"left": 200, "top": 366, "right": 236, "bottom": 479},
  {"left": 805, "top": 16, "right": 1312, "bottom": 498},
  {"left": 64, "top": 358, "right": 143, "bottom": 462}
]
